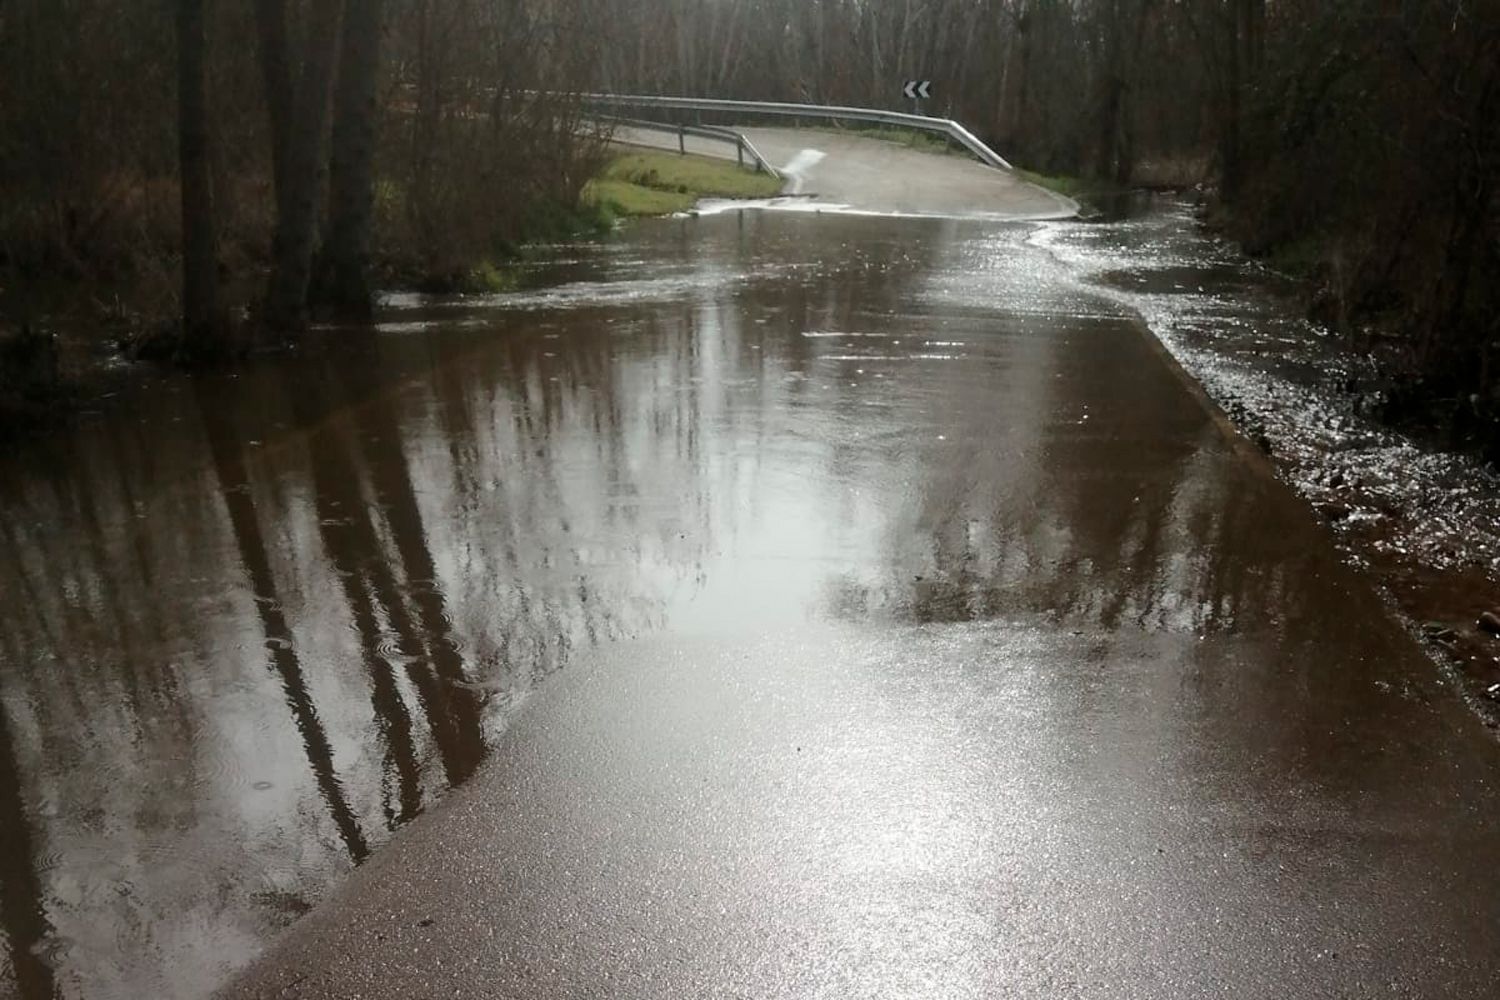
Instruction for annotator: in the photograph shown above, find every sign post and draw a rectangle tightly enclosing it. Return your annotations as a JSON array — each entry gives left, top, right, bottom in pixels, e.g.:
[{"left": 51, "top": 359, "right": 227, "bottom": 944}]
[{"left": 902, "top": 79, "right": 932, "bottom": 115}]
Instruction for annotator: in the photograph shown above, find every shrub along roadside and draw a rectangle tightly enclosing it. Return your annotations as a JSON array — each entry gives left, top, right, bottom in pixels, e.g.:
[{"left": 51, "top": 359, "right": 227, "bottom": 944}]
[
  {"left": 584, "top": 150, "right": 785, "bottom": 217},
  {"left": 1012, "top": 168, "right": 1137, "bottom": 209},
  {"left": 1217, "top": 0, "right": 1500, "bottom": 464}
]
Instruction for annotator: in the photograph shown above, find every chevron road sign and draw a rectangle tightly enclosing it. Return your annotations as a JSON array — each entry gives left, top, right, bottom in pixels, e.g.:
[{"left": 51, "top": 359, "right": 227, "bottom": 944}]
[{"left": 902, "top": 80, "right": 932, "bottom": 100}]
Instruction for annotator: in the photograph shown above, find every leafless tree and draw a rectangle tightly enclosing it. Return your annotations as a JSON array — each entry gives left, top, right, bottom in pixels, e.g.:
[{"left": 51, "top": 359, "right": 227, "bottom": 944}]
[
  {"left": 259, "top": 0, "right": 345, "bottom": 334},
  {"left": 176, "top": 0, "right": 219, "bottom": 347},
  {"left": 316, "top": 0, "right": 386, "bottom": 318}
]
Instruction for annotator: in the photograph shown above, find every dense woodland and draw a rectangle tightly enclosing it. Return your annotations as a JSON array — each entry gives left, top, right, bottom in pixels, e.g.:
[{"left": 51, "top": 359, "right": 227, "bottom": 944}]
[
  {"left": 0, "top": 0, "right": 1497, "bottom": 451},
  {"left": 0, "top": 0, "right": 608, "bottom": 343}
]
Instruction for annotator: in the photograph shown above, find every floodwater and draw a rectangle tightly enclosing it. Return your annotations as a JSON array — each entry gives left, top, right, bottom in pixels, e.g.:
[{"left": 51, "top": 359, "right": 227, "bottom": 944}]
[
  {"left": 0, "top": 205, "right": 1496, "bottom": 999},
  {"left": 1035, "top": 199, "right": 1500, "bottom": 704}
]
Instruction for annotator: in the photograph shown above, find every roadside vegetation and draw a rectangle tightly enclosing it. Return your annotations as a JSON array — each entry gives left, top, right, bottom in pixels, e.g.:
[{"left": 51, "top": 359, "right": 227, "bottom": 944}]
[
  {"left": 1012, "top": 169, "right": 1125, "bottom": 204},
  {"left": 827, "top": 126, "right": 959, "bottom": 157},
  {"left": 585, "top": 151, "right": 784, "bottom": 217}
]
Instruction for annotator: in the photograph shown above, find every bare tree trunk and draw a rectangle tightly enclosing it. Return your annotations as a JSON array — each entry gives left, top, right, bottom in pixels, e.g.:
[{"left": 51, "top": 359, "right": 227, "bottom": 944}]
[
  {"left": 1218, "top": 0, "right": 1265, "bottom": 199},
  {"left": 1219, "top": 0, "right": 1243, "bottom": 199},
  {"left": 254, "top": 0, "right": 293, "bottom": 209},
  {"left": 316, "top": 0, "right": 385, "bottom": 318},
  {"left": 1009, "top": 5, "right": 1033, "bottom": 148},
  {"left": 0, "top": 691, "right": 59, "bottom": 1000},
  {"left": 262, "top": 0, "right": 345, "bottom": 335},
  {"left": 1242, "top": 0, "right": 1265, "bottom": 77},
  {"left": 1114, "top": 0, "right": 1157, "bottom": 186},
  {"left": 1094, "top": 0, "right": 1126, "bottom": 180},
  {"left": 176, "top": 0, "right": 218, "bottom": 349}
]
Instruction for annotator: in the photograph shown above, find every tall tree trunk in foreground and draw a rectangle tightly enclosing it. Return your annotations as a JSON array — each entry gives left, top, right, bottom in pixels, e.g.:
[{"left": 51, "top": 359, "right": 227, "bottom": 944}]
[
  {"left": 254, "top": 0, "right": 294, "bottom": 219},
  {"left": 316, "top": 0, "right": 385, "bottom": 319},
  {"left": 261, "top": 0, "right": 346, "bottom": 335},
  {"left": 177, "top": 0, "right": 218, "bottom": 348},
  {"left": 1220, "top": 0, "right": 1264, "bottom": 200},
  {"left": 0, "top": 684, "right": 59, "bottom": 1000}
]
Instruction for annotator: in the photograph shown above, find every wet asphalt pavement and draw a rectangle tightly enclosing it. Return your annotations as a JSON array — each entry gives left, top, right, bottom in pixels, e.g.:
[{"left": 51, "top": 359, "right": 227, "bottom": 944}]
[
  {"left": 3, "top": 206, "right": 1499, "bottom": 998},
  {"left": 221, "top": 211, "right": 1500, "bottom": 998}
]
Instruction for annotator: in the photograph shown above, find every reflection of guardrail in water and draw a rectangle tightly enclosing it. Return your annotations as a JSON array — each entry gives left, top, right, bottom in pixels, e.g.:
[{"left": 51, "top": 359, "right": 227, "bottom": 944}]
[
  {"left": 580, "top": 93, "right": 1014, "bottom": 171},
  {"left": 596, "top": 115, "right": 781, "bottom": 179}
]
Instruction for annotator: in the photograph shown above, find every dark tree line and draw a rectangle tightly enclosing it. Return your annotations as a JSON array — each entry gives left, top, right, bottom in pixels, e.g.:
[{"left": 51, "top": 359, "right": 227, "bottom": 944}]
[
  {"left": 1, "top": 0, "right": 604, "bottom": 354},
  {"left": 1241, "top": 0, "right": 1499, "bottom": 448}
]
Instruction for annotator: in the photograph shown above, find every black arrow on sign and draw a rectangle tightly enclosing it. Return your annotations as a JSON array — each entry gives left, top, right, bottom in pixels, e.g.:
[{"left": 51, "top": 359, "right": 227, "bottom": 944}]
[{"left": 903, "top": 80, "right": 932, "bottom": 101}]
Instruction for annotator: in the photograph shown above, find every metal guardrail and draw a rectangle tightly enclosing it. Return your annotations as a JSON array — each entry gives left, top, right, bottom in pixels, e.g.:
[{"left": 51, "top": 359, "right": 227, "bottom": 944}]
[
  {"left": 579, "top": 93, "right": 1014, "bottom": 171},
  {"left": 595, "top": 115, "right": 781, "bottom": 179}
]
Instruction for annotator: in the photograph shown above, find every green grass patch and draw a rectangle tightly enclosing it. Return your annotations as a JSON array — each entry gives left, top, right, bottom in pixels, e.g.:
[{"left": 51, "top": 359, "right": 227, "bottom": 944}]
[
  {"left": 833, "top": 125, "right": 961, "bottom": 157},
  {"left": 1013, "top": 169, "right": 1099, "bottom": 199},
  {"left": 467, "top": 259, "right": 519, "bottom": 293},
  {"left": 585, "top": 179, "right": 697, "bottom": 216},
  {"left": 583, "top": 151, "right": 783, "bottom": 217},
  {"left": 1013, "top": 168, "right": 1145, "bottom": 217}
]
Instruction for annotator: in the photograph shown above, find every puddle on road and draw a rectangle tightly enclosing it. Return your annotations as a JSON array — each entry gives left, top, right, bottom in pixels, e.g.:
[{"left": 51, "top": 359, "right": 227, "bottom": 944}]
[{"left": 1, "top": 204, "right": 1496, "bottom": 999}]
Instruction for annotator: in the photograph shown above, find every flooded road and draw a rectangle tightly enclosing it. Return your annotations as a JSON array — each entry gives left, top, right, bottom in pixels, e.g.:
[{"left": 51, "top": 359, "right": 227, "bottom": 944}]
[
  {"left": 2, "top": 208, "right": 1499, "bottom": 999},
  {"left": 1038, "top": 200, "right": 1500, "bottom": 708}
]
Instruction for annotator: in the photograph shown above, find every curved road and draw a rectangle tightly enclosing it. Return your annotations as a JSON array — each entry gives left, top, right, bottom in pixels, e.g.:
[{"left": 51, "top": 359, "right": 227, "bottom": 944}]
[{"left": 611, "top": 125, "right": 1078, "bottom": 219}]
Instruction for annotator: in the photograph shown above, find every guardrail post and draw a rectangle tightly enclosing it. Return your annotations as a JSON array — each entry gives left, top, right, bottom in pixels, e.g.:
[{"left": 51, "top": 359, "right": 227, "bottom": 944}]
[
  {"left": 736, "top": 140, "right": 744, "bottom": 169},
  {"left": 677, "top": 124, "right": 685, "bottom": 155}
]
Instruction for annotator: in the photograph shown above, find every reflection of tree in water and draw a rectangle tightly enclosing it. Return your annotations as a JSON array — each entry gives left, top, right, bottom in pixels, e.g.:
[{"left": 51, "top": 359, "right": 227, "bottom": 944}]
[
  {"left": 295, "top": 356, "right": 487, "bottom": 793},
  {"left": 808, "top": 308, "right": 1402, "bottom": 806},
  {"left": 197, "top": 382, "right": 372, "bottom": 864},
  {"left": 0, "top": 413, "right": 270, "bottom": 998},
  {"left": 817, "top": 317, "right": 1320, "bottom": 634},
  {"left": 0, "top": 294, "right": 749, "bottom": 990},
  {"left": 0, "top": 214, "right": 958, "bottom": 998},
  {"left": 404, "top": 310, "right": 720, "bottom": 697},
  {"left": 294, "top": 400, "right": 425, "bottom": 824},
  {"left": 0, "top": 649, "right": 58, "bottom": 1000}
]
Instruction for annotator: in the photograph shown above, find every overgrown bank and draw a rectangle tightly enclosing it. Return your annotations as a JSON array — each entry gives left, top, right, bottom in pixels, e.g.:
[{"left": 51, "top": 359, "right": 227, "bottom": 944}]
[
  {"left": 1215, "top": 0, "right": 1500, "bottom": 465},
  {"left": 585, "top": 150, "right": 784, "bottom": 216}
]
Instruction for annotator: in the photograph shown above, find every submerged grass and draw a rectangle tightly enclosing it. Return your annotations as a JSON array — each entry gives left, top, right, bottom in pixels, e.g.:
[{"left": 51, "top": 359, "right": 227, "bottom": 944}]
[{"left": 584, "top": 151, "right": 783, "bottom": 217}]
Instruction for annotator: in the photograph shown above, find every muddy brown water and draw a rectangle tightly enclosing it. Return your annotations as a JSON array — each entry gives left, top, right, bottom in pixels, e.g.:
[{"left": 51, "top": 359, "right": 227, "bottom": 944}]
[
  {"left": 1035, "top": 201, "right": 1500, "bottom": 704},
  {"left": 1, "top": 204, "right": 1497, "bottom": 999}
]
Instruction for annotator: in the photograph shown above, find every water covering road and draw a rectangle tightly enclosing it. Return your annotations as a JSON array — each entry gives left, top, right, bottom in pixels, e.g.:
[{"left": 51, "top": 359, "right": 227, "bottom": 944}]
[{"left": 1, "top": 207, "right": 1498, "bottom": 999}]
